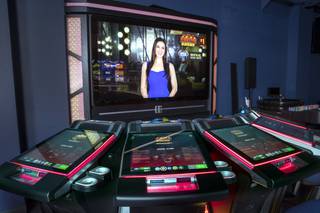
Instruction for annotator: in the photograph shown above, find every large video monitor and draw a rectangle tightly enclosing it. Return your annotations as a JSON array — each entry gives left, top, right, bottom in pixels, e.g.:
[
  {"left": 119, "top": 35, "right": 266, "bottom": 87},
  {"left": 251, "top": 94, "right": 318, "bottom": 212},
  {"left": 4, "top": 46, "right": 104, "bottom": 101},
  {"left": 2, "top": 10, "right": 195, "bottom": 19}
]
[
  {"left": 66, "top": 1, "right": 218, "bottom": 121},
  {"left": 13, "top": 129, "right": 109, "bottom": 174},
  {"left": 91, "top": 15, "right": 210, "bottom": 101},
  {"left": 212, "top": 125, "right": 299, "bottom": 163},
  {"left": 121, "top": 132, "right": 212, "bottom": 176}
]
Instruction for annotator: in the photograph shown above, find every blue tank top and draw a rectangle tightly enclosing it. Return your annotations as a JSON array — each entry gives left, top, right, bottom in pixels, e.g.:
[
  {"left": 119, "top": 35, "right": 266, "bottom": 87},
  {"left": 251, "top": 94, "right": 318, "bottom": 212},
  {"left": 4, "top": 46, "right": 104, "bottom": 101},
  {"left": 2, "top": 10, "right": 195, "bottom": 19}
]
[{"left": 148, "top": 70, "right": 169, "bottom": 98}]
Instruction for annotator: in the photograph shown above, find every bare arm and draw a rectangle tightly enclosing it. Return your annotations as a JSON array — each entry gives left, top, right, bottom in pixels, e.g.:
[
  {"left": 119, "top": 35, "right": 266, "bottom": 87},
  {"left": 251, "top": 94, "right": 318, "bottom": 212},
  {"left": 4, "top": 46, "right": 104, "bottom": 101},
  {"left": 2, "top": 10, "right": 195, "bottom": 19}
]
[
  {"left": 140, "top": 62, "right": 148, "bottom": 98},
  {"left": 169, "top": 63, "right": 178, "bottom": 97}
]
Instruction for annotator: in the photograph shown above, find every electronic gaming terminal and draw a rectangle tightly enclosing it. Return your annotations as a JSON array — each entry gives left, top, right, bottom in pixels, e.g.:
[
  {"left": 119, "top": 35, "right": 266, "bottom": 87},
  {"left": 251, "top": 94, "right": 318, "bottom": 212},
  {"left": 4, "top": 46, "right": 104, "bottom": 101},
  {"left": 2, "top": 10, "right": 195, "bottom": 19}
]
[
  {"left": 236, "top": 110, "right": 320, "bottom": 156},
  {"left": 0, "top": 120, "right": 124, "bottom": 202},
  {"left": 193, "top": 117, "right": 320, "bottom": 188},
  {"left": 116, "top": 119, "right": 229, "bottom": 212}
]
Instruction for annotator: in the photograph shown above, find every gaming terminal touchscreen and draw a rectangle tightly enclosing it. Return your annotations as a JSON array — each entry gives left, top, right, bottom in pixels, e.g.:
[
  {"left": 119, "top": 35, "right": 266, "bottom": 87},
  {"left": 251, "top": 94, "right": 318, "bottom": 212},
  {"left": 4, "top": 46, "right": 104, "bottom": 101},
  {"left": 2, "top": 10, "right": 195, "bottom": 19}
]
[
  {"left": 14, "top": 129, "right": 110, "bottom": 173},
  {"left": 121, "top": 131, "right": 212, "bottom": 176}
]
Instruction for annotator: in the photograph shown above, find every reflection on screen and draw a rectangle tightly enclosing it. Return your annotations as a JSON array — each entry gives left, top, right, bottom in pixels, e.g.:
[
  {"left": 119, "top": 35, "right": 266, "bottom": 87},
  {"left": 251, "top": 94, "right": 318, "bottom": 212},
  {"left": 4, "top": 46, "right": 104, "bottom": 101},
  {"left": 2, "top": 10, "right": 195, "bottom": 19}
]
[
  {"left": 212, "top": 126, "right": 297, "bottom": 162},
  {"left": 255, "top": 117, "right": 311, "bottom": 142},
  {"left": 129, "top": 132, "right": 207, "bottom": 173},
  {"left": 18, "top": 130, "right": 107, "bottom": 171}
]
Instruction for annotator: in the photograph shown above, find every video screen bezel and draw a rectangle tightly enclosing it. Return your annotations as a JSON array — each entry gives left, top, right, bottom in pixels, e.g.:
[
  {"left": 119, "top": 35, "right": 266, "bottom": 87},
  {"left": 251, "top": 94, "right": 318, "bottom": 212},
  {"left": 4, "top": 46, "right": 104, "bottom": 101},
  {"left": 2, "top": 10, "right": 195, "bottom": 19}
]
[
  {"left": 120, "top": 131, "right": 215, "bottom": 176},
  {"left": 12, "top": 128, "right": 110, "bottom": 174},
  {"left": 210, "top": 124, "right": 300, "bottom": 164},
  {"left": 89, "top": 13, "right": 216, "bottom": 119}
]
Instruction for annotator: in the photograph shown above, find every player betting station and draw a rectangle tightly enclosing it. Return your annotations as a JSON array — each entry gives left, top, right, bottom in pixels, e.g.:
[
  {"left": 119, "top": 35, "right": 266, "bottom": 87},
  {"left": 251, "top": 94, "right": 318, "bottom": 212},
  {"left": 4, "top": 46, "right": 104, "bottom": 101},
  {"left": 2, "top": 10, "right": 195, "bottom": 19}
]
[
  {"left": 116, "top": 120, "right": 228, "bottom": 210},
  {"left": 193, "top": 117, "right": 320, "bottom": 188},
  {"left": 0, "top": 120, "right": 124, "bottom": 202}
]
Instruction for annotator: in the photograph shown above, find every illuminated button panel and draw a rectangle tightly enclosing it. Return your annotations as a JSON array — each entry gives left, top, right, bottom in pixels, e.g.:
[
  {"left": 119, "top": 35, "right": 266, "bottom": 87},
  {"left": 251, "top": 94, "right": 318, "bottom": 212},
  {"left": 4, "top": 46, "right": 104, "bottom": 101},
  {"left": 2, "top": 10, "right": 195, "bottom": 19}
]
[
  {"left": 146, "top": 175, "right": 198, "bottom": 193},
  {"left": 272, "top": 157, "right": 307, "bottom": 174},
  {"left": 11, "top": 168, "right": 47, "bottom": 186},
  {"left": 131, "top": 163, "right": 208, "bottom": 173}
]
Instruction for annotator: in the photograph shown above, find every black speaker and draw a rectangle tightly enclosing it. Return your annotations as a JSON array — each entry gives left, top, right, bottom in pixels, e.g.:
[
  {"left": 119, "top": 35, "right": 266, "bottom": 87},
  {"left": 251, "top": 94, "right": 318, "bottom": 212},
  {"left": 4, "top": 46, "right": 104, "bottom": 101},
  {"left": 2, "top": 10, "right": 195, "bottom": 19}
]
[
  {"left": 244, "top": 57, "right": 256, "bottom": 89},
  {"left": 230, "top": 63, "right": 239, "bottom": 114},
  {"left": 311, "top": 17, "right": 320, "bottom": 54}
]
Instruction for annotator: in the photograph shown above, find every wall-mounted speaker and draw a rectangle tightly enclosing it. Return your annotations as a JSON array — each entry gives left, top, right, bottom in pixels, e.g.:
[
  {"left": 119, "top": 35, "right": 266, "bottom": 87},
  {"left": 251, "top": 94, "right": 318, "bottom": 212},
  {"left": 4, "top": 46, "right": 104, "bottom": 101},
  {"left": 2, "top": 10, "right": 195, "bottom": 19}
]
[
  {"left": 311, "top": 17, "right": 320, "bottom": 54},
  {"left": 244, "top": 57, "right": 256, "bottom": 89}
]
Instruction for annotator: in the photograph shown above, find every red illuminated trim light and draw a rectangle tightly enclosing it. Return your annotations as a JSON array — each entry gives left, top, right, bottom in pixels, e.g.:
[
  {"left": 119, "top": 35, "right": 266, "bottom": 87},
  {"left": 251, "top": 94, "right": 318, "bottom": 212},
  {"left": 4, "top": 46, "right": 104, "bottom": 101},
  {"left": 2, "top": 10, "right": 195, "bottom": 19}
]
[
  {"left": 260, "top": 114, "right": 307, "bottom": 130},
  {"left": 11, "top": 134, "right": 117, "bottom": 179},
  {"left": 122, "top": 172, "right": 211, "bottom": 193},
  {"left": 203, "top": 131, "right": 302, "bottom": 170},
  {"left": 276, "top": 162, "right": 297, "bottom": 174},
  {"left": 13, "top": 173, "right": 42, "bottom": 185},
  {"left": 252, "top": 123, "right": 313, "bottom": 146}
]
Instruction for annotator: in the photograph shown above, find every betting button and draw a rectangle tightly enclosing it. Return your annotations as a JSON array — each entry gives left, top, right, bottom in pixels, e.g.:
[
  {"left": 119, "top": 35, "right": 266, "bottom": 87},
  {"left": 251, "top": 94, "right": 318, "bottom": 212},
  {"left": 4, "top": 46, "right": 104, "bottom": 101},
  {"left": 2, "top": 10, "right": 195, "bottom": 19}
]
[
  {"left": 72, "top": 175, "right": 101, "bottom": 192},
  {"left": 75, "top": 176, "right": 98, "bottom": 187},
  {"left": 88, "top": 166, "right": 112, "bottom": 181}
]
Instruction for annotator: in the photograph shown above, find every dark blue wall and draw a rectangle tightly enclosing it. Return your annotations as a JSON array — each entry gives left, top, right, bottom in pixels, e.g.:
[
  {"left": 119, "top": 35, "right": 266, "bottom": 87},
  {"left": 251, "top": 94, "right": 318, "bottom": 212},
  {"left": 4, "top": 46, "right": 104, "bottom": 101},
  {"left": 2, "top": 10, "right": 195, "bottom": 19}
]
[
  {"left": 285, "top": 5, "right": 320, "bottom": 104},
  {"left": 0, "top": 0, "right": 25, "bottom": 211},
  {"left": 216, "top": 1, "right": 290, "bottom": 114},
  {"left": 15, "top": 0, "right": 70, "bottom": 148},
  {"left": 286, "top": 6, "right": 300, "bottom": 99},
  {"left": 296, "top": 7, "right": 320, "bottom": 104},
  {"left": 118, "top": 0, "right": 290, "bottom": 114},
  {"left": 0, "top": 0, "right": 69, "bottom": 211}
]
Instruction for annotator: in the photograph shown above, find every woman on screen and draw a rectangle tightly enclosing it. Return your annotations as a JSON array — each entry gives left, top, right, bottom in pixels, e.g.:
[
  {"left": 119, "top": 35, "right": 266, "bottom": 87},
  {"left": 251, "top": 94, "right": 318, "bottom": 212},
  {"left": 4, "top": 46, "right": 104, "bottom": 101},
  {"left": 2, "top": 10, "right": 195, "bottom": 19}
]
[{"left": 140, "top": 37, "right": 178, "bottom": 98}]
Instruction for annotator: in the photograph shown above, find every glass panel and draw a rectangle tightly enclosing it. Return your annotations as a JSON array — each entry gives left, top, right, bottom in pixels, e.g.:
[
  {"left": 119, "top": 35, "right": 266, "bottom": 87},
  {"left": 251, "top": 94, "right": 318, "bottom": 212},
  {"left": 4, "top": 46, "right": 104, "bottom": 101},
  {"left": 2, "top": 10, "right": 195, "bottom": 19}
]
[
  {"left": 70, "top": 92, "right": 85, "bottom": 122},
  {"left": 68, "top": 55, "right": 83, "bottom": 94},
  {"left": 67, "top": 17, "right": 82, "bottom": 56}
]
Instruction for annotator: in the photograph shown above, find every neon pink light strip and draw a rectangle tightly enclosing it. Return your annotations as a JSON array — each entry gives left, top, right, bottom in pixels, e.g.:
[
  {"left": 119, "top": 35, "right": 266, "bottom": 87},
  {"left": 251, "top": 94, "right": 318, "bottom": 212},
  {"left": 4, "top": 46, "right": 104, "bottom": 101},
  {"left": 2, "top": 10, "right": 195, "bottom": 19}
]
[
  {"left": 12, "top": 173, "right": 42, "bottom": 186},
  {"left": 12, "top": 134, "right": 116, "bottom": 179},
  {"left": 277, "top": 162, "right": 297, "bottom": 174},
  {"left": 65, "top": 2, "right": 217, "bottom": 27},
  {"left": 19, "top": 173, "right": 42, "bottom": 184},
  {"left": 260, "top": 114, "right": 307, "bottom": 130},
  {"left": 252, "top": 123, "right": 313, "bottom": 146},
  {"left": 121, "top": 171, "right": 216, "bottom": 179},
  {"left": 204, "top": 131, "right": 254, "bottom": 169},
  {"left": 203, "top": 131, "right": 302, "bottom": 170}
]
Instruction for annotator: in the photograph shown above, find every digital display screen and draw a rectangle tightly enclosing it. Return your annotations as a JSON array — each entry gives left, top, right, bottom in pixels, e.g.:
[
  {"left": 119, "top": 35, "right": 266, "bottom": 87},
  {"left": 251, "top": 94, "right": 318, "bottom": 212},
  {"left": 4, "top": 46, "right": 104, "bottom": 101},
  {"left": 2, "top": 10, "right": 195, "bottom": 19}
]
[
  {"left": 91, "top": 16, "right": 210, "bottom": 105},
  {"left": 212, "top": 125, "right": 298, "bottom": 162},
  {"left": 124, "top": 132, "right": 208, "bottom": 174},
  {"left": 16, "top": 129, "right": 109, "bottom": 173}
]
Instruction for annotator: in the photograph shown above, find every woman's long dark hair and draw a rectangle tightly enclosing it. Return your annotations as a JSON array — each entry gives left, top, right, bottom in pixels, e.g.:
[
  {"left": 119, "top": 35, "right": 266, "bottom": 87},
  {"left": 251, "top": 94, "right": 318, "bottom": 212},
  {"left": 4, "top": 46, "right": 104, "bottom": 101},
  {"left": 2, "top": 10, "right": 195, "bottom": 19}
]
[{"left": 146, "top": 37, "right": 170, "bottom": 80}]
